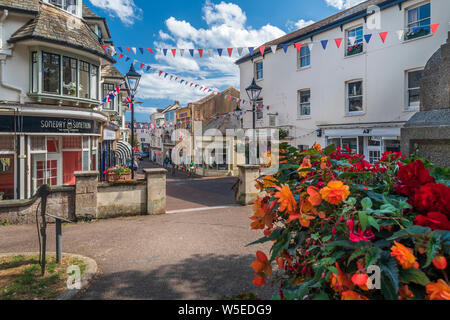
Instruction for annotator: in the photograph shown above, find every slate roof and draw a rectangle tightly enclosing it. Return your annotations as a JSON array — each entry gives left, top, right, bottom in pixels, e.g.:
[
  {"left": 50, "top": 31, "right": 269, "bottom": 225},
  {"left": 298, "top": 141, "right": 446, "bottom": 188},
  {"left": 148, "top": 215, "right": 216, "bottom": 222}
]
[
  {"left": 102, "top": 64, "right": 124, "bottom": 79},
  {"left": 0, "top": 0, "right": 39, "bottom": 14},
  {"left": 236, "top": 0, "right": 404, "bottom": 64},
  {"left": 8, "top": 3, "right": 114, "bottom": 63}
]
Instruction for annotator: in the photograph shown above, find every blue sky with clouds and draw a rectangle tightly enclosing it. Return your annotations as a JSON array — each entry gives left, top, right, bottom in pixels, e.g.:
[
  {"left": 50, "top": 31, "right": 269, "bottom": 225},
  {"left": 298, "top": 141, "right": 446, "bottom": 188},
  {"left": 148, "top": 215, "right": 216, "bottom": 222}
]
[{"left": 86, "top": 0, "right": 365, "bottom": 122}]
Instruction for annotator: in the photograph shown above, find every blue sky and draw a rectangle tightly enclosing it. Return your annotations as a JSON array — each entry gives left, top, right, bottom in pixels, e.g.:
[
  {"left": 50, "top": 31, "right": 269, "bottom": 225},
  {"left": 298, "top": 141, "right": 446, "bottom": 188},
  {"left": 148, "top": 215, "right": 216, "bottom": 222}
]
[{"left": 87, "top": 0, "right": 365, "bottom": 122}]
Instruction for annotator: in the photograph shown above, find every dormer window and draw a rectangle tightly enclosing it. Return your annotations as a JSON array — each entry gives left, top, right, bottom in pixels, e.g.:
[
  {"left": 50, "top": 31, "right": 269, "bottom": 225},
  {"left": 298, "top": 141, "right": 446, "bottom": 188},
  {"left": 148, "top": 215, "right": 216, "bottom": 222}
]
[{"left": 45, "top": 0, "right": 81, "bottom": 16}]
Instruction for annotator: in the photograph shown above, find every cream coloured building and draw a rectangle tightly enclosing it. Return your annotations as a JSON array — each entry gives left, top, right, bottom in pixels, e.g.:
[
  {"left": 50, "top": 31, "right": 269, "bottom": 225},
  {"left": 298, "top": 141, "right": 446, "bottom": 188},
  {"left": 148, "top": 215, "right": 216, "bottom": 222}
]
[{"left": 236, "top": 0, "right": 450, "bottom": 162}]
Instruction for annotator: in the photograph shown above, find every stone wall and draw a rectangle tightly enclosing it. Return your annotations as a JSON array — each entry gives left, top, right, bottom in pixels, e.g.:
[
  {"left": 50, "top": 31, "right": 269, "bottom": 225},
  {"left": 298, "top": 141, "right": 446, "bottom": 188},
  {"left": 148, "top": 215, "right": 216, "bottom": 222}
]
[
  {"left": 97, "top": 180, "right": 147, "bottom": 218},
  {"left": 0, "top": 186, "right": 75, "bottom": 225},
  {"left": 0, "top": 169, "right": 167, "bottom": 225}
]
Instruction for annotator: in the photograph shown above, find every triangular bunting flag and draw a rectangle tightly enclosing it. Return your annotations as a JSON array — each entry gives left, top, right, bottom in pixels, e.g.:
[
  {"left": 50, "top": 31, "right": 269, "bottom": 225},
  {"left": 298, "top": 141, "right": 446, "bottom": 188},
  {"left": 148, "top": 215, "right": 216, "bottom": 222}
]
[
  {"left": 159, "top": 71, "right": 163, "bottom": 77},
  {"left": 146, "top": 66, "right": 151, "bottom": 72},
  {"left": 271, "top": 45, "right": 277, "bottom": 54},
  {"left": 282, "top": 44, "right": 289, "bottom": 53},
  {"left": 321, "top": 40, "right": 328, "bottom": 50},
  {"left": 131, "top": 47, "right": 137, "bottom": 54},
  {"left": 125, "top": 57, "right": 130, "bottom": 62},
  {"left": 198, "top": 49, "right": 204, "bottom": 57},
  {"left": 334, "top": 38, "right": 343, "bottom": 48},
  {"left": 379, "top": 32, "right": 388, "bottom": 43},
  {"left": 139, "top": 48, "right": 144, "bottom": 54},
  {"left": 248, "top": 47, "right": 254, "bottom": 55},
  {"left": 140, "top": 63, "right": 144, "bottom": 69},
  {"left": 125, "top": 47, "right": 131, "bottom": 53},
  {"left": 259, "top": 46, "right": 266, "bottom": 57},
  {"left": 227, "top": 48, "right": 233, "bottom": 57},
  {"left": 171, "top": 49, "right": 177, "bottom": 57},
  {"left": 117, "top": 47, "right": 123, "bottom": 52},
  {"left": 180, "top": 49, "right": 185, "bottom": 56},
  {"left": 364, "top": 34, "right": 372, "bottom": 44},
  {"left": 430, "top": 23, "right": 440, "bottom": 34},
  {"left": 294, "top": 42, "right": 302, "bottom": 53},
  {"left": 396, "top": 30, "right": 405, "bottom": 41},
  {"left": 163, "top": 49, "right": 168, "bottom": 56},
  {"left": 118, "top": 54, "right": 124, "bottom": 60},
  {"left": 237, "top": 47, "right": 243, "bottom": 56},
  {"left": 189, "top": 49, "right": 194, "bottom": 57},
  {"left": 147, "top": 48, "right": 154, "bottom": 54},
  {"left": 308, "top": 43, "right": 314, "bottom": 51},
  {"left": 217, "top": 48, "right": 223, "bottom": 56}
]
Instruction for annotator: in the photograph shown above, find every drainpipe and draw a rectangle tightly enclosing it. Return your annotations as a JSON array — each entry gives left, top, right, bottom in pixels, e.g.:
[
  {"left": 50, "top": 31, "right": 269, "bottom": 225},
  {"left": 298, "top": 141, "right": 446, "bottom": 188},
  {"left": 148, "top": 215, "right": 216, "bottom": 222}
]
[{"left": 0, "top": 10, "right": 26, "bottom": 104}]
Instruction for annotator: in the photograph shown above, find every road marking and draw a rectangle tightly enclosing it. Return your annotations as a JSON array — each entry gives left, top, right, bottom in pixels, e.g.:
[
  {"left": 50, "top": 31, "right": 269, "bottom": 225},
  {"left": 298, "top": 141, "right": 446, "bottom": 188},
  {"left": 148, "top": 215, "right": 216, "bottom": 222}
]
[{"left": 167, "top": 205, "right": 241, "bottom": 214}]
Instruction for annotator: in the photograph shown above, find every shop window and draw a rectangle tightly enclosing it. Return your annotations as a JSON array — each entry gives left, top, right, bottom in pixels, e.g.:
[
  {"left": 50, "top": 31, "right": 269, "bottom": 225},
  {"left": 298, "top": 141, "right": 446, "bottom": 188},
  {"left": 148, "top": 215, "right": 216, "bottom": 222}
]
[
  {"left": 0, "top": 136, "right": 15, "bottom": 150},
  {"left": 63, "top": 136, "right": 81, "bottom": 149},
  {"left": 63, "top": 151, "right": 82, "bottom": 185},
  {"left": 0, "top": 154, "right": 14, "bottom": 200},
  {"left": 42, "top": 52, "right": 60, "bottom": 94},
  {"left": 30, "top": 136, "right": 46, "bottom": 152},
  {"left": 63, "top": 57, "right": 77, "bottom": 97},
  {"left": 384, "top": 139, "right": 401, "bottom": 153},
  {"left": 342, "top": 138, "right": 358, "bottom": 154}
]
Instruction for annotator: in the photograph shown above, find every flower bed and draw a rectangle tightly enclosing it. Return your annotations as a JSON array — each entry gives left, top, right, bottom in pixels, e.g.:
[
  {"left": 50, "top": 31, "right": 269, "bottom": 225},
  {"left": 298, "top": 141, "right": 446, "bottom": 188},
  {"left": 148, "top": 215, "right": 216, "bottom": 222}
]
[{"left": 249, "top": 143, "right": 450, "bottom": 300}]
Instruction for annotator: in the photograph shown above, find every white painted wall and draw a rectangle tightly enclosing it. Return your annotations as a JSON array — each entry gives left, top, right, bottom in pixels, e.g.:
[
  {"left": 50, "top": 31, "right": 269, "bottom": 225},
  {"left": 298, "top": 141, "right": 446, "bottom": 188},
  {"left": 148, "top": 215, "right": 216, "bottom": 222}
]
[{"left": 239, "top": 0, "right": 450, "bottom": 148}]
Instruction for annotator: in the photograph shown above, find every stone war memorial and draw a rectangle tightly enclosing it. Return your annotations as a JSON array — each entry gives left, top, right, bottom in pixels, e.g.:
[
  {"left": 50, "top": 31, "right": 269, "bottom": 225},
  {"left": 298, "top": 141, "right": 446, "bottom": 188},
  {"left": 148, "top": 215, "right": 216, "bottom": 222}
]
[{"left": 401, "top": 32, "right": 450, "bottom": 167}]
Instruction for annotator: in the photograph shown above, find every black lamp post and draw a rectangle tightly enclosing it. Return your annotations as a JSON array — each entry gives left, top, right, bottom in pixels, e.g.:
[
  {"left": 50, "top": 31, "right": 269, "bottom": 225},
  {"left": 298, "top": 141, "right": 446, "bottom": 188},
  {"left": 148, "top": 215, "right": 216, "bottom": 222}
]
[
  {"left": 125, "top": 63, "right": 141, "bottom": 179},
  {"left": 245, "top": 78, "right": 262, "bottom": 163}
]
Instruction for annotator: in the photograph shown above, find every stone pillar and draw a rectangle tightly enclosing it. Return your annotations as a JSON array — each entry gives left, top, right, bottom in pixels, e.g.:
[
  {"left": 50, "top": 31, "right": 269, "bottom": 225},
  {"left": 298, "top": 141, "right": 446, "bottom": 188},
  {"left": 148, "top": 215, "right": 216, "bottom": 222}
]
[
  {"left": 236, "top": 165, "right": 260, "bottom": 205},
  {"left": 401, "top": 32, "right": 450, "bottom": 168},
  {"left": 144, "top": 168, "right": 167, "bottom": 215},
  {"left": 74, "top": 171, "right": 99, "bottom": 219}
]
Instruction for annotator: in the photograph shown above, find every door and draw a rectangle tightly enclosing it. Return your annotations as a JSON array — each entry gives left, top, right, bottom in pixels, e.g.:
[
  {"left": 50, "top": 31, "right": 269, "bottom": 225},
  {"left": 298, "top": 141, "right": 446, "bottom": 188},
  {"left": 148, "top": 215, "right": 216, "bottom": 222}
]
[
  {"left": 367, "top": 136, "right": 382, "bottom": 164},
  {"left": 32, "top": 153, "right": 62, "bottom": 193}
]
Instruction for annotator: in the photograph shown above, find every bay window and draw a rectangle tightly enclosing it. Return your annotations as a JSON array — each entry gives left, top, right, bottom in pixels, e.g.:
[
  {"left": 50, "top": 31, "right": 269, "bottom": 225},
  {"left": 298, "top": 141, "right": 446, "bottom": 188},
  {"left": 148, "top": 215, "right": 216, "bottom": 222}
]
[
  {"left": 31, "top": 50, "right": 99, "bottom": 102},
  {"left": 102, "top": 83, "right": 116, "bottom": 110}
]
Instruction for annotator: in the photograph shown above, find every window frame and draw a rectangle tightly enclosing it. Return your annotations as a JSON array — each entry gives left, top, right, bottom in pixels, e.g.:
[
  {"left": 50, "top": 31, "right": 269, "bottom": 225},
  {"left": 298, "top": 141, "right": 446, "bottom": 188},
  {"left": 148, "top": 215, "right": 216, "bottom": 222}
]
[
  {"left": 404, "top": 2, "right": 431, "bottom": 41},
  {"left": 345, "top": 25, "right": 364, "bottom": 57},
  {"left": 346, "top": 80, "right": 364, "bottom": 115},
  {"left": 298, "top": 45, "right": 311, "bottom": 69},
  {"left": 44, "top": 0, "right": 81, "bottom": 17},
  {"left": 254, "top": 60, "right": 263, "bottom": 81},
  {"left": 298, "top": 89, "right": 311, "bottom": 118},
  {"left": 405, "top": 68, "right": 424, "bottom": 111}
]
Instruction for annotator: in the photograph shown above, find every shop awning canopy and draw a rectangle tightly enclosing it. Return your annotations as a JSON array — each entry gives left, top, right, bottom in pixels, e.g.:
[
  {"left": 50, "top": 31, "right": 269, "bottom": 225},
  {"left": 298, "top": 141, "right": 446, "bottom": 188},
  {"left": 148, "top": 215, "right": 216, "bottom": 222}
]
[{"left": 116, "top": 141, "right": 132, "bottom": 163}]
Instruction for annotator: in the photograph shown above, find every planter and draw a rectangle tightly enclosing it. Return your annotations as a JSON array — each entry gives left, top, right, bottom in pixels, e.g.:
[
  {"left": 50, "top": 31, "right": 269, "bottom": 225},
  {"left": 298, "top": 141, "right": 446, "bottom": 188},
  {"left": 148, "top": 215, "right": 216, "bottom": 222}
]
[
  {"left": 107, "top": 173, "right": 119, "bottom": 183},
  {"left": 107, "top": 172, "right": 131, "bottom": 182}
]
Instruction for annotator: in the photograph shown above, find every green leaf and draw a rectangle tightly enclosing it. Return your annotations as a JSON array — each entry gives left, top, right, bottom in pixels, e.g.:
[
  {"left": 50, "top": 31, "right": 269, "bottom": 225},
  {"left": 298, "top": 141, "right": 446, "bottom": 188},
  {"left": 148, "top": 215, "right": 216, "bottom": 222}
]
[
  {"left": 368, "top": 216, "right": 380, "bottom": 232},
  {"left": 425, "top": 232, "right": 441, "bottom": 268},
  {"left": 344, "top": 197, "right": 357, "bottom": 206},
  {"left": 323, "top": 144, "right": 337, "bottom": 155},
  {"left": 312, "top": 292, "right": 330, "bottom": 300},
  {"left": 379, "top": 252, "right": 399, "bottom": 300},
  {"left": 366, "top": 247, "right": 382, "bottom": 267},
  {"left": 246, "top": 228, "right": 285, "bottom": 247},
  {"left": 388, "top": 226, "right": 431, "bottom": 241},
  {"left": 358, "top": 211, "right": 369, "bottom": 231},
  {"left": 348, "top": 248, "right": 367, "bottom": 264},
  {"left": 361, "top": 197, "right": 373, "bottom": 211},
  {"left": 399, "top": 269, "right": 431, "bottom": 286}
]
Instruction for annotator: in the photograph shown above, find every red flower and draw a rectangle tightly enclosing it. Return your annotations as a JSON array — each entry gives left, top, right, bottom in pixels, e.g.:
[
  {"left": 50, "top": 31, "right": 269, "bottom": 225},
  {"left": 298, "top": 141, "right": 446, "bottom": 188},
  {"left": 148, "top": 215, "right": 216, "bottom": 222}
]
[
  {"left": 395, "top": 161, "right": 435, "bottom": 197},
  {"left": 414, "top": 212, "right": 450, "bottom": 231},
  {"left": 413, "top": 183, "right": 450, "bottom": 217}
]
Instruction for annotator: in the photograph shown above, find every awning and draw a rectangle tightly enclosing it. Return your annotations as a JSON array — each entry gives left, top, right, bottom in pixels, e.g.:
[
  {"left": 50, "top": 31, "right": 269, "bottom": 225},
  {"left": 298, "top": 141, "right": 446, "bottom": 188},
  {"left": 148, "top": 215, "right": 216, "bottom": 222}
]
[{"left": 116, "top": 140, "right": 132, "bottom": 164}]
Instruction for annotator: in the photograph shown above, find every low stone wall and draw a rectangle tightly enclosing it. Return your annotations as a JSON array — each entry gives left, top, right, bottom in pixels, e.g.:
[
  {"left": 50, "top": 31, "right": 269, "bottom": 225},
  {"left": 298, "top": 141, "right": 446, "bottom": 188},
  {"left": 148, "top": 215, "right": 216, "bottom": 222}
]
[
  {"left": 0, "top": 169, "right": 167, "bottom": 225},
  {"left": 97, "top": 180, "right": 147, "bottom": 219},
  {"left": 0, "top": 186, "right": 75, "bottom": 225}
]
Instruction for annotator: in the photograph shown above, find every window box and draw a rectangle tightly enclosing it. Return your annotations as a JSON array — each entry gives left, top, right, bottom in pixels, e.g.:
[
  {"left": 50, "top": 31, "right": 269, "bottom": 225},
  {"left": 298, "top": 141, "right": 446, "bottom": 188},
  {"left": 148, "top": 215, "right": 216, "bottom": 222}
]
[{"left": 347, "top": 43, "right": 363, "bottom": 56}]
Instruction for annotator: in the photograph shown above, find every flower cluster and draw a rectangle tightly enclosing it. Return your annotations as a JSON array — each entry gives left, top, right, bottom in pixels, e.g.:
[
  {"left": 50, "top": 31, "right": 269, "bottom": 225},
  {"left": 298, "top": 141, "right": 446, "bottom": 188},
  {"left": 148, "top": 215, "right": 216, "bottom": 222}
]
[{"left": 249, "top": 143, "right": 450, "bottom": 300}]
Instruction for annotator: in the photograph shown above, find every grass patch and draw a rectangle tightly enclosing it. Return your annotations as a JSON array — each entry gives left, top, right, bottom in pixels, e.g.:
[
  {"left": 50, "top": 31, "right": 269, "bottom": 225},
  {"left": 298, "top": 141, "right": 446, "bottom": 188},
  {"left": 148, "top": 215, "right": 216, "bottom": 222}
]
[{"left": 0, "top": 255, "right": 86, "bottom": 300}]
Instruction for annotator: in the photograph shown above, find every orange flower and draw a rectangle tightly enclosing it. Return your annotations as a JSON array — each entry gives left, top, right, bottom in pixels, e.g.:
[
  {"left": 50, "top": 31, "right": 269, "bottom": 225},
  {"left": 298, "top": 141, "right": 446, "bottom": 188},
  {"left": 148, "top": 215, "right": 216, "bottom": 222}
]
[
  {"left": 307, "top": 186, "right": 322, "bottom": 206},
  {"left": 399, "top": 285, "right": 415, "bottom": 300},
  {"left": 275, "top": 184, "right": 297, "bottom": 213},
  {"left": 432, "top": 255, "right": 447, "bottom": 270},
  {"left": 320, "top": 181, "right": 350, "bottom": 205},
  {"left": 298, "top": 157, "right": 312, "bottom": 178},
  {"left": 351, "top": 273, "right": 369, "bottom": 288},
  {"left": 341, "top": 290, "right": 369, "bottom": 300},
  {"left": 286, "top": 212, "right": 316, "bottom": 227},
  {"left": 426, "top": 279, "right": 450, "bottom": 300},
  {"left": 262, "top": 175, "right": 276, "bottom": 188},
  {"left": 330, "top": 263, "right": 353, "bottom": 293},
  {"left": 390, "top": 241, "right": 419, "bottom": 270},
  {"left": 251, "top": 251, "right": 272, "bottom": 287},
  {"left": 251, "top": 199, "right": 275, "bottom": 230},
  {"left": 314, "top": 144, "right": 322, "bottom": 151}
]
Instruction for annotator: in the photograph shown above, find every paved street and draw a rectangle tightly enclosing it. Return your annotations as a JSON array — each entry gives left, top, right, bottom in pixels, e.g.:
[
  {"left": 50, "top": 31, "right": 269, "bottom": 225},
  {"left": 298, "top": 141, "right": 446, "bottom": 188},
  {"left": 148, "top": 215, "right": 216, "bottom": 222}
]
[{"left": 0, "top": 162, "right": 273, "bottom": 300}]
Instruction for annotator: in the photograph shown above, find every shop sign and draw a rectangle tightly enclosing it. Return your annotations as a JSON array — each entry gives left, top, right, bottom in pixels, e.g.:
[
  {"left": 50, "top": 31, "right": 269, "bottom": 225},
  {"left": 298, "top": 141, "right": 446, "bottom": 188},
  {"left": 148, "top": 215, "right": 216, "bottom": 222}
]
[
  {"left": 103, "top": 129, "right": 116, "bottom": 141},
  {"left": 0, "top": 116, "right": 100, "bottom": 134}
]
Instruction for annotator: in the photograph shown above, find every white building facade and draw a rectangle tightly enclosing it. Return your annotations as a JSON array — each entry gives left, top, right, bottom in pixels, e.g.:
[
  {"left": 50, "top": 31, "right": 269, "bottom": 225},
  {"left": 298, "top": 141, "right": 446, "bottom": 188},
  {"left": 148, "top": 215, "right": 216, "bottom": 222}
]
[{"left": 237, "top": 0, "right": 450, "bottom": 162}]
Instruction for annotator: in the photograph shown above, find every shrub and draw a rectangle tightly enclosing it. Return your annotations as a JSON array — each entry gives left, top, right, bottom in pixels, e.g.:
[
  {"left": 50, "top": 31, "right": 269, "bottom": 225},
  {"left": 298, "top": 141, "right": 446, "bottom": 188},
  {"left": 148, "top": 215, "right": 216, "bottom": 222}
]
[{"left": 249, "top": 143, "right": 450, "bottom": 300}]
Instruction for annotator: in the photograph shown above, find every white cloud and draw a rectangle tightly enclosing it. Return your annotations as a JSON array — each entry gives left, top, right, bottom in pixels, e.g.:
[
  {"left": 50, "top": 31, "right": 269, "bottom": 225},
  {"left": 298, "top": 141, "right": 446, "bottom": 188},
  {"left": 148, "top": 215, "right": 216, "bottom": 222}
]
[
  {"left": 88, "top": 0, "right": 142, "bottom": 25},
  {"left": 286, "top": 19, "right": 315, "bottom": 32},
  {"left": 134, "top": 106, "right": 158, "bottom": 114},
  {"left": 324, "top": 0, "right": 366, "bottom": 10},
  {"left": 141, "top": 1, "right": 286, "bottom": 103}
]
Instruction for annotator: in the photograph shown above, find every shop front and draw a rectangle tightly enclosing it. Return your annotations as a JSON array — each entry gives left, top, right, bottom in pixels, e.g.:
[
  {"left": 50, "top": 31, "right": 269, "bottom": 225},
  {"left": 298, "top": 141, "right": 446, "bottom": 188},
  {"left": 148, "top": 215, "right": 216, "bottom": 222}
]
[
  {"left": 0, "top": 109, "right": 106, "bottom": 200},
  {"left": 323, "top": 127, "right": 402, "bottom": 163},
  {"left": 100, "top": 123, "right": 119, "bottom": 181}
]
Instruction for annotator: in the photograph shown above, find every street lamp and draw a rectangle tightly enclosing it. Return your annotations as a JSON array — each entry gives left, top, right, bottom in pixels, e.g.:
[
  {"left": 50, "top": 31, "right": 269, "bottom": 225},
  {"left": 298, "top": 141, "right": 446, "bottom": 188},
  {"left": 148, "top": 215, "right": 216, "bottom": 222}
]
[
  {"left": 245, "top": 78, "right": 262, "bottom": 164},
  {"left": 125, "top": 63, "right": 141, "bottom": 179}
]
